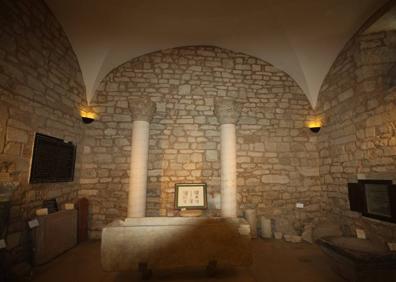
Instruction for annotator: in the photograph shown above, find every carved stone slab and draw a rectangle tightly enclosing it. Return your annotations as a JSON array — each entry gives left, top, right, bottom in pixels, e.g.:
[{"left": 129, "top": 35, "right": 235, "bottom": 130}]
[{"left": 101, "top": 217, "right": 252, "bottom": 271}]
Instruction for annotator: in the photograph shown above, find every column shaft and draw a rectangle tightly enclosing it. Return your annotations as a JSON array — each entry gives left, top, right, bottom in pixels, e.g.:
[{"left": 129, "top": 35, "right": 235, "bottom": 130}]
[
  {"left": 220, "top": 123, "right": 237, "bottom": 217},
  {"left": 128, "top": 120, "right": 150, "bottom": 217}
]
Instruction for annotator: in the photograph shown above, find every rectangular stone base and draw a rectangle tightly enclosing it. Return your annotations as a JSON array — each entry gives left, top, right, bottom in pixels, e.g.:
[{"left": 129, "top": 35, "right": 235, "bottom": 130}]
[
  {"left": 318, "top": 237, "right": 396, "bottom": 282},
  {"left": 101, "top": 217, "right": 252, "bottom": 271},
  {"left": 33, "top": 210, "right": 77, "bottom": 265}
]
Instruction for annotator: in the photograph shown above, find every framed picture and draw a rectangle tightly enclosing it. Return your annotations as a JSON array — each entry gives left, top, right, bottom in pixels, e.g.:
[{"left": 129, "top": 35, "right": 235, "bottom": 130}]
[{"left": 175, "top": 183, "right": 207, "bottom": 209}]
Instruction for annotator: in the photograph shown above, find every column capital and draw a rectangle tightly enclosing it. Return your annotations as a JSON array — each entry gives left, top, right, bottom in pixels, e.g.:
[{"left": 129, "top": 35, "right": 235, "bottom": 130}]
[
  {"left": 128, "top": 97, "right": 156, "bottom": 122},
  {"left": 214, "top": 98, "right": 241, "bottom": 125}
]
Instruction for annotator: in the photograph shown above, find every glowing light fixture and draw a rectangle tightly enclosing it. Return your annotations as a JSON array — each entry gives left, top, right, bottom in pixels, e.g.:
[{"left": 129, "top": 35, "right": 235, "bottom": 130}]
[
  {"left": 80, "top": 109, "right": 96, "bottom": 124},
  {"left": 306, "top": 119, "right": 322, "bottom": 133}
]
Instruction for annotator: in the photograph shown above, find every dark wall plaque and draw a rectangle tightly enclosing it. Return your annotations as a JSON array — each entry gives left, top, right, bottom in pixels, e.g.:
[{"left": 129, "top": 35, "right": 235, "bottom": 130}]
[
  {"left": 348, "top": 180, "right": 396, "bottom": 223},
  {"left": 30, "top": 133, "right": 76, "bottom": 183}
]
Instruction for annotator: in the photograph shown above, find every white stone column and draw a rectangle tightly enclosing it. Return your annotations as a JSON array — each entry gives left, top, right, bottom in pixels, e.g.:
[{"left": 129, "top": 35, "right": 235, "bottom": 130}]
[
  {"left": 127, "top": 97, "right": 156, "bottom": 217},
  {"left": 215, "top": 98, "right": 241, "bottom": 218}
]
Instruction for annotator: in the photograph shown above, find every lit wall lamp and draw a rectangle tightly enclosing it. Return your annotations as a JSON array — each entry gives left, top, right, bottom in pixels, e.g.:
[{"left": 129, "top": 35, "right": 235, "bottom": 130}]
[
  {"left": 309, "top": 126, "right": 321, "bottom": 133},
  {"left": 306, "top": 119, "right": 322, "bottom": 133},
  {"left": 80, "top": 110, "right": 96, "bottom": 124}
]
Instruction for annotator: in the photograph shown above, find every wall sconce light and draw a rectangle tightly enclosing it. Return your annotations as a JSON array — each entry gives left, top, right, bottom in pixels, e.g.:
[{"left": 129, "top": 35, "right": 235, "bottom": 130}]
[
  {"left": 309, "top": 126, "right": 321, "bottom": 133},
  {"left": 306, "top": 119, "right": 322, "bottom": 133},
  {"left": 80, "top": 110, "right": 96, "bottom": 124}
]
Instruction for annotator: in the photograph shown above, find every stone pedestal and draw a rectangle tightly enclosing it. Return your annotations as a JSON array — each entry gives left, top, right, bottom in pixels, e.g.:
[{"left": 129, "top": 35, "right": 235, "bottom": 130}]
[
  {"left": 101, "top": 217, "right": 252, "bottom": 272},
  {"left": 215, "top": 99, "right": 241, "bottom": 218},
  {"left": 244, "top": 209, "right": 257, "bottom": 238},
  {"left": 33, "top": 210, "right": 77, "bottom": 265},
  {"left": 260, "top": 216, "right": 272, "bottom": 239},
  {"left": 127, "top": 97, "right": 156, "bottom": 218}
]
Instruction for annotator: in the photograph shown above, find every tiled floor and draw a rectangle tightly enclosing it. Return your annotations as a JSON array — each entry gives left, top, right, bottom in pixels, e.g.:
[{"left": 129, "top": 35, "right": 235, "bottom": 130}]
[{"left": 31, "top": 239, "right": 344, "bottom": 282}]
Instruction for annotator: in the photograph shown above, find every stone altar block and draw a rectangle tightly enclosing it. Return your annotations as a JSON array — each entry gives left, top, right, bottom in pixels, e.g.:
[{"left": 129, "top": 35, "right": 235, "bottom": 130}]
[
  {"left": 33, "top": 210, "right": 77, "bottom": 265},
  {"left": 101, "top": 217, "right": 252, "bottom": 272}
]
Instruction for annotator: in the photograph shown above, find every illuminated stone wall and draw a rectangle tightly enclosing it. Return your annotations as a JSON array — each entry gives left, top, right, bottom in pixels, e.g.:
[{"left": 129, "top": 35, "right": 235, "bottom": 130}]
[
  {"left": 81, "top": 46, "right": 320, "bottom": 238},
  {"left": 316, "top": 30, "right": 396, "bottom": 242},
  {"left": 0, "top": 0, "right": 85, "bottom": 267}
]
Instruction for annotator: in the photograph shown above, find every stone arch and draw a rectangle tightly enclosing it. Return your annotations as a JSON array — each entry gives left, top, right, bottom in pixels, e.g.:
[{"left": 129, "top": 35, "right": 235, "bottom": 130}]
[{"left": 91, "top": 45, "right": 310, "bottom": 105}]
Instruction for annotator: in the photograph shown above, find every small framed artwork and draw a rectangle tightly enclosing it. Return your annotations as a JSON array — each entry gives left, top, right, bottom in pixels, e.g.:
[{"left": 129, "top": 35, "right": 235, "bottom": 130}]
[{"left": 175, "top": 183, "right": 207, "bottom": 209}]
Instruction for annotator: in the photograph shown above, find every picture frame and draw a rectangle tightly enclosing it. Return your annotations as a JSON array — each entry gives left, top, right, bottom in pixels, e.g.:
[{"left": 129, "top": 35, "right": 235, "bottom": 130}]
[{"left": 175, "top": 183, "right": 207, "bottom": 209}]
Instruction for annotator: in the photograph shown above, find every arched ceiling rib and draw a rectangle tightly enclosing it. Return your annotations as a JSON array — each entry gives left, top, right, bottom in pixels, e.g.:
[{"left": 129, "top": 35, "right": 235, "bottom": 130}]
[{"left": 46, "top": 0, "right": 387, "bottom": 107}]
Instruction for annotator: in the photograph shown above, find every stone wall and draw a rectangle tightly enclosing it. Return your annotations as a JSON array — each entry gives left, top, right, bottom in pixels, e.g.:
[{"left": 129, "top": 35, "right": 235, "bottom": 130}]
[
  {"left": 0, "top": 0, "right": 85, "bottom": 268},
  {"left": 317, "top": 30, "right": 396, "bottom": 242},
  {"left": 81, "top": 46, "right": 320, "bottom": 238}
]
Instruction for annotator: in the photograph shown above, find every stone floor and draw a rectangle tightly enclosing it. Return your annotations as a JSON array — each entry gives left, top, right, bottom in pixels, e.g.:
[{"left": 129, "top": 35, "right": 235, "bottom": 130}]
[{"left": 31, "top": 239, "right": 344, "bottom": 282}]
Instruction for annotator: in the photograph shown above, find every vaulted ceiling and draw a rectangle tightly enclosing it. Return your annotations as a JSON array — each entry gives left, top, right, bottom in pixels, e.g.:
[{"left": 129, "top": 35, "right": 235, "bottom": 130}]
[{"left": 46, "top": 0, "right": 388, "bottom": 107}]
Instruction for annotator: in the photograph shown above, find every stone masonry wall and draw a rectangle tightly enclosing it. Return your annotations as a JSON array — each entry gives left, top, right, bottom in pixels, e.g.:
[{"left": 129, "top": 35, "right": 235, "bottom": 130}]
[
  {"left": 0, "top": 0, "right": 85, "bottom": 268},
  {"left": 317, "top": 30, "right": 396, "bottom": 242},
  {"left": 81, "top": 46, "right": 320, "bottom": 238}
]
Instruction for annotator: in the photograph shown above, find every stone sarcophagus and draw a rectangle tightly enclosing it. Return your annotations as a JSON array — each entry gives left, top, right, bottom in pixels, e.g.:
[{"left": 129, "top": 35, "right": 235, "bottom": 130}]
[{"left": 101, "top": 217, "right": 252, "bottom": 273}]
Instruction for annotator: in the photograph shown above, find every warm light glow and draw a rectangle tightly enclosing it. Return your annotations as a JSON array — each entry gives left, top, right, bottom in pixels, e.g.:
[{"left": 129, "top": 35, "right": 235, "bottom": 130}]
[
  {"left": 306, "top": 117, "right": 323, "bottom": 133},
  {"left": 306, "top": 120, "right": 322, "bottom": 128},
  {"left": 80, "top": 110, "right": 96, "bottom": 120},
  {"left": 306, "top": 115, "right": 324, "bottom": 128}
]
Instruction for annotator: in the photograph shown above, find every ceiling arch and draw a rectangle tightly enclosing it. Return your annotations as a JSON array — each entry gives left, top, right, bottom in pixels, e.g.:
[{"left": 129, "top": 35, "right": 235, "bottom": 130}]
[{"left": 45, "top": 0, "right": 387, "bottom": 107}]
